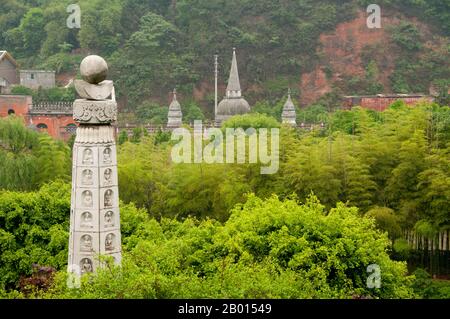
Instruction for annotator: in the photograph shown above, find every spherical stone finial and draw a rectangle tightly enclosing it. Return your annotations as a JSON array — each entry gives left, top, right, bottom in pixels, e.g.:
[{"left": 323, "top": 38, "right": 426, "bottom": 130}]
[{"left": 80, "top": 55, "right": 108, "bottom": 84}]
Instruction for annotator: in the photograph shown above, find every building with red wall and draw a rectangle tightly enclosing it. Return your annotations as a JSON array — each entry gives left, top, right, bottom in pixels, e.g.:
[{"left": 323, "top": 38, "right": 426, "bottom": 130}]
[
  {"left": 0, "top": 95, "right": 77, "bottom": 140},
  {"left": 343, "top": 94, "right": 435, "bottom": 111}
]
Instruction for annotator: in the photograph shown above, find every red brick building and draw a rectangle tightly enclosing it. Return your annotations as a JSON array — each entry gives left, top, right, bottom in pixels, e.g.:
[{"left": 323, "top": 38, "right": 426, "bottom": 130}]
[
  {"left": 0, "top": 95, "right": 77, "bottom": 140},
  {"left": 343, "top": 94, "right": 435, "bottom": 111}
]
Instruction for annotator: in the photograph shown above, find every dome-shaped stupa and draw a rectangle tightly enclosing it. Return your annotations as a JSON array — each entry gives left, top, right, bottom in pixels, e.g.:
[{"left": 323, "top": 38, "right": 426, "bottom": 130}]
[
  {"left": 281, "top": 88, "right": 297, "bottom": 126},
  {"left": 215, "top": 48, "right": 250, "bottom": 125},
  {"left": 167, "top": 88, "right": 183, "bottom": 129}
]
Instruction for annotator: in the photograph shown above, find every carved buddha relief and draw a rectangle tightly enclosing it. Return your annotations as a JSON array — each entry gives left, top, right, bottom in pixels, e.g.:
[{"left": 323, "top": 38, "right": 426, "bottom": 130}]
[
  {"left": 103, "top": 148, "right": 112, "bottom": 164},
  {"left": 104, "top": 211, "right": 114, "bottom": 227},
  {"left": 104, "top": 168, "right": 112, "bottom": 186},
  {"left": 80, "top": 258, "right": 93, "bottom": 274},
  {"left": 80, "top": 212, "right": 93, "bottom": 228},
  {"left": 82, "top": 169, "right": 93, "bottom": 185},
  {"left": 104, "top": 189, "right": 113, "bottom": 207},
  {"left": 82, "top": 190, "right": 93, "bottom": 208},
  {"left": 105, "top": 233, "right": 115, "bottom": 251},
  {"left": 80, "top": 234, "right": 93, "bottom": 252},
  {"left": 82, "top": 148, "right": 94, "bottom": 165}
]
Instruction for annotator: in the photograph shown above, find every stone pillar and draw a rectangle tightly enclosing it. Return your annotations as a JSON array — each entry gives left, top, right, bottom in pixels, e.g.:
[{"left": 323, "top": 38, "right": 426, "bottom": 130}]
[{"left": 68, "top": 56, "right": 122, "bottom": 275}]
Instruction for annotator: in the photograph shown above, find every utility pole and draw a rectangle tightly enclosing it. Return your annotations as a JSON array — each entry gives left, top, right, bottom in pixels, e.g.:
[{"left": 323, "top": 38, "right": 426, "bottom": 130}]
[{"left": 214, "top": 54, "right": 218, "bottom": 121}]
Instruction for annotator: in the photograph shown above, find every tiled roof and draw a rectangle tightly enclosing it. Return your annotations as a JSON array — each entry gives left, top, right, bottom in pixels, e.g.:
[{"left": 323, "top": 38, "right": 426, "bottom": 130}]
[{"left": 0, "top": 50, "right": 18, "bottom": 67}]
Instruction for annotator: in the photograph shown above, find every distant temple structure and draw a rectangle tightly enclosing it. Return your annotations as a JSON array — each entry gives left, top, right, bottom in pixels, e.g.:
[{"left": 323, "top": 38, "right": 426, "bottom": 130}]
[
  {"left": 215, "top": 48, "right": 250, "bottom": 126},
  {"left": 167, "top": 88, "right": 183, "bottom": 129},
  {"left": 0, "top": 50, "right": 72, "bottom": 139},
  {"left": 281, "top": 88, "right": 297, "bottom": 126},
  {"left": 0, "top": 94, "right": 76, "bottom": 140}
]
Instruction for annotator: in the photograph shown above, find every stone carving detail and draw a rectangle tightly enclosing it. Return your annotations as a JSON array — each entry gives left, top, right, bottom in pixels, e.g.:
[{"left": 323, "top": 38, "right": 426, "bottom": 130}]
[
  {"left": 82, "top": 148, "right": 93, "bottom": 165},
  {"left": 80, "top": 258, "right": 93, "bottom": 274},
  {"left": 104, "top": 189, "right": 113, "bottom": 207},
  {"left": 103, "top": 148, "right": 112, "bottom": 164},
  {"left": 104, "top": 168, "right": 112, "bottom": 185},
  {"left": 80, "top": 234, "right": 93, "bottom": 252},
  {"left": 105, "top": 233, "right": 115, "bottom": 251},
  {"left": 105, "top": 211, "right": 114, "bottom": 227},
  {"left": 73, "top": 100, "right": 117, "bottom": 124},
  {"left": 82, "top": 169, "right": 93, "bottom": 185},
  {"left": 81, "top": 212, "right": 93, "bottom": 228},
  {"left": 75, "top": 126, "right": 115, "bottom": 144},
  {"left": 82, "top": 190, "right": 93, "bottom": 208}
]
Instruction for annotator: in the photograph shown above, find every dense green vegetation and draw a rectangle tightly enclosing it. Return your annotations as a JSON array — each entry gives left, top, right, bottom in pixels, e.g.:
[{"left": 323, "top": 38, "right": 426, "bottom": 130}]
[
  {"left": 0, "top": 116, "right": 71, "bottom": 190},
  {"left": 1, "top": 0, "right": 449, "bottom": 116},
  {"left": 0, "top": 187, "right": 416, "bottom": 298},
  {"left": 0, "top": 101, "right": 449, "bottom": 298},
  {"left": 0, "top": 0, "right": 449, "bottom": 299}
]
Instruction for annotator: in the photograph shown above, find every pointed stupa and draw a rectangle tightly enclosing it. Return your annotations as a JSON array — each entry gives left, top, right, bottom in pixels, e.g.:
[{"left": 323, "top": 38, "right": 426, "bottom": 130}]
[
  {"left": 281, "top": 88, "right": 297, "bottom": 126},
  {"left": 226, "top": 48, "right": 241, "bottom": 95},
  {"left": 167, "top": 88, "right": 183, "bottom": 128},
  {"left": 216, "top": 48, "right": 250, "bottom": 125}
]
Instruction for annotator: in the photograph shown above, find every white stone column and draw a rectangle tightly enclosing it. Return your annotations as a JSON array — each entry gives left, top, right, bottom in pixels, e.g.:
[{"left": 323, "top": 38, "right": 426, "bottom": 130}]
[{"left": 68, "top": 56, "right": 122, "bottom": 275}]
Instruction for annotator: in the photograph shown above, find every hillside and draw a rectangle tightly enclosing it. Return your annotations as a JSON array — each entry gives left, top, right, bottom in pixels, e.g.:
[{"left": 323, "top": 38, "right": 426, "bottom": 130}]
[{"left": 0, "top": 0, "right": 449, "bottom": 116}]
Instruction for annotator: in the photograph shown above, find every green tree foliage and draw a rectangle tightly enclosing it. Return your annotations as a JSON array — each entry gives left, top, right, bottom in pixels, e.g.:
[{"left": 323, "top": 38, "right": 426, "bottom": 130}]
[
  {"left": 118, "top": 136, "right": 171, "bottom": 213},
  {"left": 1, "top": 0, "right": 448, "bottom": 105},
  {"left": 182, "top": 101, "right": 205, "bottom": 124},
  {"left": 136, "top": 102, "right": 169, "bottom": 124},
  {"left": 0, "top": 116, "right": 71, "bottom": 191},
  {"left": 366, "top": 207, "right": 402, "bottom": 240},
  {"left": 0, "top": 181, "right": 70, "bottom": 290},
  {"left": 111, "top": 12, "right": 195, "bottom": 106},
  {"left": 77, "top": 0, "right": 123, "bottom": 55},
  {"left": 34, "top": 135, "right": 71, "bottom": 185},
  {"left": 0, "top": 102, "right": 448, "bottom": 298},
  {"left": 118, "top": 130, "right": 129, "bottom": 145},
  {"left": 390, "top": 22, "right": 423, "bottom": 52},
  {"left": 222, "top": 113, "right": 280, "bottom": 130},
  {"left": 0, "top": 190, "right": 415, "bottom": 298}
]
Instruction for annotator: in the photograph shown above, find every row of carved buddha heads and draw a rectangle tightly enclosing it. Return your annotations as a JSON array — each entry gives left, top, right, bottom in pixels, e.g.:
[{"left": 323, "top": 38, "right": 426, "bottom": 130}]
[
  {"left": 81, "top": 189, "right": 114, "bottom": 208},
  {"left": 82, "top": 147, "right": 113, "bottom": 165},
  {"left": 79, "top": 252, "right": 118, "bottom": 275},
  {"left": 81, "top": 168, "right": 114, "bottom": 186},
  {"left": 79, "top": 210, "right": 115, "bottom": 229},
  {"left": 80, "top": 233, "right": 116, "bottom": 252}
]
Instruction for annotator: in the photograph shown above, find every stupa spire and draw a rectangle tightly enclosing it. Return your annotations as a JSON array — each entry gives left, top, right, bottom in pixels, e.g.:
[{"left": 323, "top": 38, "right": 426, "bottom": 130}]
[
  {"left": 172, "top": 88, "right": 177, "bottom": 101},
  {"left": 226, "top": 48, "right": 241, "bottom": 97}
]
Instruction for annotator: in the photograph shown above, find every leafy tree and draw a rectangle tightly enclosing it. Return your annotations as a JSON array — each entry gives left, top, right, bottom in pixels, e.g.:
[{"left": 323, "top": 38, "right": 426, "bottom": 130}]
[
  {"left": 34, "top": 135, "right": 71, "bottom": 185},
  {"left": 23, "top": 194, "right": 415, "bottom": 299},
  {"left": 390, "top": 21, "right": 423, "bottom": 52},
  {"left": 0, "top": 181, "right": 70, "bottom": 290},
  {"left": 182, "top": 101, "right": 205, "bottom": 124},
  {"left": 136, "top": 101, "right": 169, "bottom": 124},
  {"left": 0, "top": 117, "right": 71, "bottom": 190},
  {"left": 222, "top": 113, "right": 280, "bottom": 130},
  {"left": 366, "top": 207, "right": 402, "bottom": 240},
  {"left": 118, "top": 130, "right": 129, "bottom": 145},
  {"left": 19, "top": 8, "right": 46, "bottom": 54}
]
